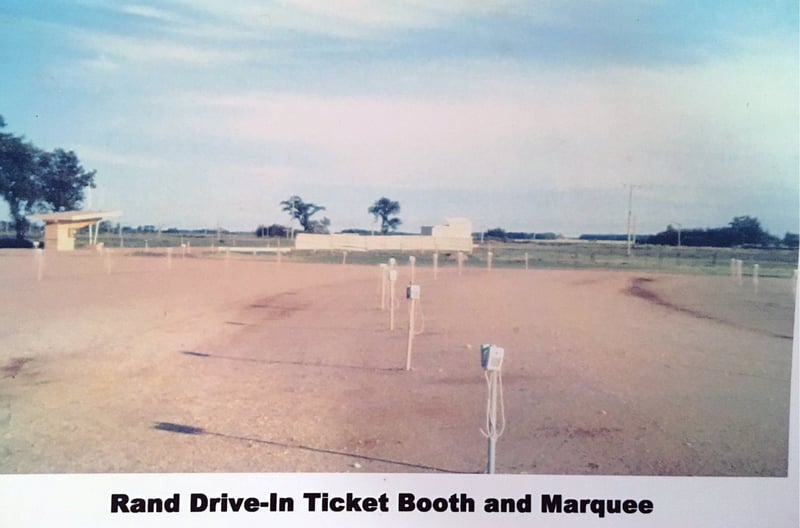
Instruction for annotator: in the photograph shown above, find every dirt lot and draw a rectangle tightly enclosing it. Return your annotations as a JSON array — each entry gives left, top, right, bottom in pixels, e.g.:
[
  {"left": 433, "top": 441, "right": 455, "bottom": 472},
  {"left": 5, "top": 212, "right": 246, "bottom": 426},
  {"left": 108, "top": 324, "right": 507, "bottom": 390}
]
[{"left": 0, "top": 249, "right": 795, "bottom": 475}]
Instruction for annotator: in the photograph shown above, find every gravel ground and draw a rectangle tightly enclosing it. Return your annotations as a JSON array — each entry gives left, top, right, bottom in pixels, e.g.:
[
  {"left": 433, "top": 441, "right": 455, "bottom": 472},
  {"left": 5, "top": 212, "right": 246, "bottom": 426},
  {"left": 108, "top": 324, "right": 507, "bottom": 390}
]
[{"left": 0, "top": 250, "right": 794, "bottom": 475}]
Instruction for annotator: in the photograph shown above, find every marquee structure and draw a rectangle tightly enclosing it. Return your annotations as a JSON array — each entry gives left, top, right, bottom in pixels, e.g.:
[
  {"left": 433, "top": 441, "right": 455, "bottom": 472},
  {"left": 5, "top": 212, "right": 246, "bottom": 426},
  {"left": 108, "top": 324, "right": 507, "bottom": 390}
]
[{"left": 295, "top": 218, "right": 474, "bottom": 253}]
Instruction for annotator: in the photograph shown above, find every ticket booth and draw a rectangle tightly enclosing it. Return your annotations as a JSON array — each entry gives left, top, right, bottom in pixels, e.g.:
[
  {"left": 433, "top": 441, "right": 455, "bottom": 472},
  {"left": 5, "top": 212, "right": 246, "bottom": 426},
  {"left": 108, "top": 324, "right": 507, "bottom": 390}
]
[{"left": 28, "top": 210, "right": 122, "bottom": 251}]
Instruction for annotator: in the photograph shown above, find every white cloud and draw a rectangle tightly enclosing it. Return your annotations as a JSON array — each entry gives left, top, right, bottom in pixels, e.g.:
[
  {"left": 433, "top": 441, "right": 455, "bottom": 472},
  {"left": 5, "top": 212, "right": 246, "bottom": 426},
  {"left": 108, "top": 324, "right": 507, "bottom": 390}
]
[
  {"left": 153, "top": 0, "right": 561, "bottom": 39},
  {"left": 120, "top": 4, "right": 184, "bottom": 24},
  {"left": 149, "top": 0, "right": 428, "bottom": 38},
  {"left": 145, "top": 48, "right": 793, "bottom": 195},
  {"left": 71, "top": 29, "right": 244, "bottom": 64},
  {"left": 277, "top": 0, "right": 433, "bottom": 29},
  {"left": 155, "top": 0, "right": 633, "bottom": 37},
  {"left": 64, "top": 144, "right": 175, "bottom": 171},
  {"left": 36, "top": 1, "right": 794, "bottom": 232}
]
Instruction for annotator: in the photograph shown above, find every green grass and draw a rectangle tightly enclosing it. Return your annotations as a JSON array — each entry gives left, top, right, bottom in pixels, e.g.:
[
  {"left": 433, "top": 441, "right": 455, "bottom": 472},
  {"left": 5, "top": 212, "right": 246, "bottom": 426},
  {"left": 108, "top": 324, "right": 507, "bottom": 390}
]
[
  {"left": 85, "top": 231, "right": 284, "bottom": 249},
  {"left": 473, "top": 241, "right": 798, "bottom": 278},
  {"left": 76, "top": 232, "right": 798, "bottom": 278}
]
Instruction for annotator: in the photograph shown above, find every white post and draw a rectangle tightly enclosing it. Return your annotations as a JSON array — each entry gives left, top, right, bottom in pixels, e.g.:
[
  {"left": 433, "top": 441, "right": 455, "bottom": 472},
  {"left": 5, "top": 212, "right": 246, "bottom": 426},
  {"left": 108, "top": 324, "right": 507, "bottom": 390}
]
[
  {"left": 487, "top": 369, "right": 499, "bottom": 474},
  {"left": 433, "top": 252, "right": 439, "bottom": 280},
  {"left": 409, "top": 255, "right": 416, "bottom": 283},
  {"left": 753, "top": 264, "right": 759, "bottom": 294},
  {"left": 406, "top": 296, "right": 416, "bottom": 371},
  {"left": 379, "top": 264, "right": 388, "bottom": 310},
  {"left": 487, "top": 251, "right": 493, "bottom": 273},
  {"left": 525, "top": 252, "right": 529, "bottom": 270},
  {"left": 737, "top": 259, "right": 743, "bottom": 286},
  {"left": 457, "top": 251, "right": 464, "bottom": 276},
  {"left": 389, "top": 269, "right": 397, "bottom": 330},
  {"left": 730, "top": 258, "right": 736, "bottom": 280},
  {"left": 626, "top": 184, "right": 633, "bottom": 257},
  {"left": 225, "top": 247, "right": 231, "bottom": 268},
  {"left": 166, "top": 247, "right": 173, "bottom": 269},
  {"left": 342, "top": 251, "right": 347, "bottom": 265}
]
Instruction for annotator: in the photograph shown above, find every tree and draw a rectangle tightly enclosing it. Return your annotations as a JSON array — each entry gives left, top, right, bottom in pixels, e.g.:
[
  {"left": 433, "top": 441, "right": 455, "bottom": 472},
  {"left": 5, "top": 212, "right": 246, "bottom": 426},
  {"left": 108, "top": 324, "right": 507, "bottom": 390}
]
[
  {"left": 728, "top": 216, "right": 774, "bottom": 246},
  {"left": 1, "top": 116, "right": 96, "bottom": 239},
  {"left": 308, "top": 216, "right": 331, "bottom": 234},
  {"left": 35, "top": 148, "right": 96, "bottom": 212},
  {"left": 368, "top": 197, "right": 401, "bottom": 234},
  {"left": 98, "top": 220, "right": 116, "bottom": 233},
  {"left": 648, "top": 216, "right": 778, "bottom": 248},
  {"left": 280, "top": 195, "right": 326, "bottom": 232},
  {"left": 0, "top": 119, "right": 39, "bottom": 239},
  {"left": 484, "top": 227, "right": 507, "bottom": 241},
  {"left": 256, "top": 224, "right": 288, "bottom": 238}
]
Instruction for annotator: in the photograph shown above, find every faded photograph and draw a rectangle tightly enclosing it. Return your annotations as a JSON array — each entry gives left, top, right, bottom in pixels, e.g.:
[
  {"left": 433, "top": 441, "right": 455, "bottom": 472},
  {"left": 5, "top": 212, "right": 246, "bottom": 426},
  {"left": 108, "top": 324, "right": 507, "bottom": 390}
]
[{"left": 0, "top": 2, "right": 797, "bottom": 478}]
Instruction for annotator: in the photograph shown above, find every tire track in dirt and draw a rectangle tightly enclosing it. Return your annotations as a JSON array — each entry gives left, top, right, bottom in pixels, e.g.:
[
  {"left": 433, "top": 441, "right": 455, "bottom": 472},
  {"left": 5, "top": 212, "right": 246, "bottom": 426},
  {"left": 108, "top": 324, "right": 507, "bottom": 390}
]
[
  {"left": 626, "top": 277, "right": 792, "bottom": 340},
  {"left": 2, "top": 357, "right": 33, "bottom": 378}
]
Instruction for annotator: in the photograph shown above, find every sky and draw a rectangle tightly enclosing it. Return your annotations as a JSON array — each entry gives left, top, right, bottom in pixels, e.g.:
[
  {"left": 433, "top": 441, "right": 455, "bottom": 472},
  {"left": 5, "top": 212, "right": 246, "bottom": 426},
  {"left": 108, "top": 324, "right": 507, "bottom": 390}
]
[{"left": 1, "top": 1, "right": 798, "bottom": 236}]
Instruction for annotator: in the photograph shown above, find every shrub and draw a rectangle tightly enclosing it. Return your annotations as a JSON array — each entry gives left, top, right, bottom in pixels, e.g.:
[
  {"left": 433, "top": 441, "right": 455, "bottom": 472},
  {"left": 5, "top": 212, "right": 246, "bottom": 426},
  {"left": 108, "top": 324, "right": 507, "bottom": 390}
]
[{"left": 0, "top": 238, "right": 36, "bottom": 249}]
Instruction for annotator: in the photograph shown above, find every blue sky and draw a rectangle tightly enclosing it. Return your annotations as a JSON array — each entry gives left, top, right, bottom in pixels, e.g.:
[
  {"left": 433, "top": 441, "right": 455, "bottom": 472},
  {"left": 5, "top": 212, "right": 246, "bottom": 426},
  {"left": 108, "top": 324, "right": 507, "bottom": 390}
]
[{"left": 1, "top": 1, "right": 797, "bottom": 236}]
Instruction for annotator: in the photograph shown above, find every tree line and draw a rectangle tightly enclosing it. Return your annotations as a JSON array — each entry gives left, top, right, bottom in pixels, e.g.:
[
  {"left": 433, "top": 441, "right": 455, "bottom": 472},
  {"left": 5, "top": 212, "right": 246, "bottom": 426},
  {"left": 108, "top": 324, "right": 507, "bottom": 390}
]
[
  {"left": 488, "top": 216, "right": 797, "bottom": 249},
  {"left": 0, "top": 116, "right": 96, "bottom": 240},
  {"left": 645, "top": 216, "right": 796, "bottom": 248},
  {"left": 579, "top": 216, "right": 797, "bottom": 248},
  {"left": 484, "top": 228, "right": 559, "bottom": 241}
]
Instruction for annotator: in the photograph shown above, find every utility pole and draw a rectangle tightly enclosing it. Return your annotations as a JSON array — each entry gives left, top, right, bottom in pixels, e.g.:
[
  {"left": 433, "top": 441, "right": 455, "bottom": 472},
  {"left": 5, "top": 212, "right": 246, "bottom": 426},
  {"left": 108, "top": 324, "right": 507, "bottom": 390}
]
[
  {"left": 624, "top": 184, "right": 641, "bottom": 257},
  {"left": 625, "top": 184, "right": 633, "bottom": 257}
]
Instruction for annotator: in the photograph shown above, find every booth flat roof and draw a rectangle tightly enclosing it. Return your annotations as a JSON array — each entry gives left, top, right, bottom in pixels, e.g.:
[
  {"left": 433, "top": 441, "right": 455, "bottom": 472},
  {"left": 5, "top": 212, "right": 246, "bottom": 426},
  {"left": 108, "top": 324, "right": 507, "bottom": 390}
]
[{"left": 28, "top": 210, "right": 122, "bottom": 223}]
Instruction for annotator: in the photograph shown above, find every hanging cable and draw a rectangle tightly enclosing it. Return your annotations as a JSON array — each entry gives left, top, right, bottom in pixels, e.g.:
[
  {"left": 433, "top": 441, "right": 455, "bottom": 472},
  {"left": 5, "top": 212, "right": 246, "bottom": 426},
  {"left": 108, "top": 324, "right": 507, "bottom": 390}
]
[
  {"left": 480, "top": 369, "right": 505, "bottom": 440},
  {"left": 478, "top": 345, "right": 506, "bottom": 473},
  {"left": 497, "top": 369, "right": 506, "bottom": 437}
]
